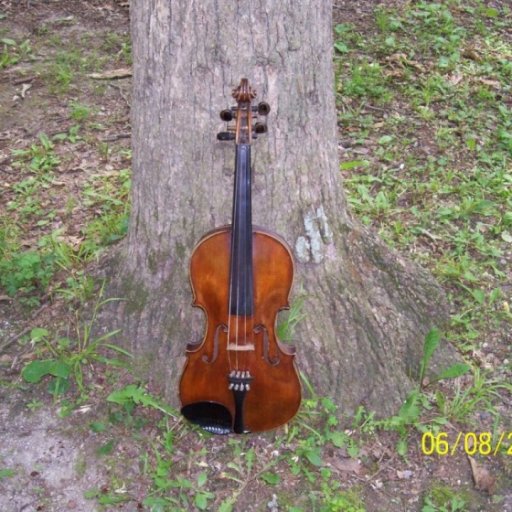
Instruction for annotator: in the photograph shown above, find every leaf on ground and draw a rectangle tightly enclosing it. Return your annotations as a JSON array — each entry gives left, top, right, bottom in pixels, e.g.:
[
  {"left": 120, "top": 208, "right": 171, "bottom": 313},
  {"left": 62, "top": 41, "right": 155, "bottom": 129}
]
[
  {"left": 468, "top": 456, "right": 495, "bottom": 494},
  {"left": 22, "top": 359, "right": 70, "bottom": 383},
  {"left": 330, "top": 457, "right": 362, "bottom": 475},
  {"left": 340, "top": 160, "right": 369, "bottom": 171},
  {"left": 435, "top": 363, "right": 471, "bottom": 381},
  {"left": 397, "top": 469, "right": 413, "bottom": 479},
  {"left": 398, "top": 390, "right": 421, "bottom": 423},
  {"left": 89, "top": 421, "right": 107, "bottom": 433},
  {"left": 501, "top": 231, "right": 512, "bottom": 243},
  {"left": 422, "top": 328, "right": 441, "bottom": 365},
  {"left": 30, "top": 327, "right": 49, "bottom": 341},
  {"left": 448, "top": 73, "right": 463, "bottom": 86},
  {"left": 260, "top": 472, "right": 281, "bottom": 485},
  {"left": 479, "top": 78, "right": 501, "bottom": 89},
  {"left": 304, "top": 448, "right": 323, "bottom": 467},
  {"left": 48, "top": 376, "right": 70, "bottom": 395}
]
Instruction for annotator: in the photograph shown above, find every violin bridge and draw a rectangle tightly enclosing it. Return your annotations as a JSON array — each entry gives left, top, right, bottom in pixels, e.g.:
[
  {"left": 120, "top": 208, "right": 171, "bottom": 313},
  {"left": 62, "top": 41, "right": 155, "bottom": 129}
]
[{"left": 227, "top": 343, "right": 255, "bottom": 351}]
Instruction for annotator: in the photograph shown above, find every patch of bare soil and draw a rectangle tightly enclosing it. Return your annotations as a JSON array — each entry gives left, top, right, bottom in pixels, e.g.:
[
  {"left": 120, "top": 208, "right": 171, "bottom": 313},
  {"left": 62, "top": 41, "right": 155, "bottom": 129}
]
[{"left": 0, "top": 388, "right": 100, "bottom": 511}]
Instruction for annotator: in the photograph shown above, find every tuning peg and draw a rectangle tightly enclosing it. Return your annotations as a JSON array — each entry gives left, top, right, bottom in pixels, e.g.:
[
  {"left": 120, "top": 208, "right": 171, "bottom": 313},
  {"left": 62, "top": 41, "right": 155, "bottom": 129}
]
[
  {"left": 220, "top": 109, "right": 234, "bottom": 122},
  {"left": 257, "top": 102, "right": 270, "bottom": 116},
  {"left": 217, "top": 132, "right": 235, "bottom": 141},
  {"left": 254, "top": 122, "right": 267, "bottom": 134}
]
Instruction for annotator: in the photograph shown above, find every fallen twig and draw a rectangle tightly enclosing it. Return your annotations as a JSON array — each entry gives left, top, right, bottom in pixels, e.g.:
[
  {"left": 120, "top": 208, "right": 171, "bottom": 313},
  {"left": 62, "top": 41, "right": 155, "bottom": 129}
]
[{"left": 87, "top": 68, "right": 132, "bottom": 80}]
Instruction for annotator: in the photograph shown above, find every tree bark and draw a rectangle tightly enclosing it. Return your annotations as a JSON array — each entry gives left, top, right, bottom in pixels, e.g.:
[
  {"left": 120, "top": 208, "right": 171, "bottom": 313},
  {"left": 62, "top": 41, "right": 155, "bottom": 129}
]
[{"left": 110, "top": 0, "right": 457, "bottom": 416}]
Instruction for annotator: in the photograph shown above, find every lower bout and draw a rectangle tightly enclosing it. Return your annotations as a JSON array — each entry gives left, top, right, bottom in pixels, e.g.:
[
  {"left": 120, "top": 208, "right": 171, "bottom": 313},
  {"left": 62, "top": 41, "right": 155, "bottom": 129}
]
[{"left": 179, "top": 360, "right": 301, "bottom": 434}]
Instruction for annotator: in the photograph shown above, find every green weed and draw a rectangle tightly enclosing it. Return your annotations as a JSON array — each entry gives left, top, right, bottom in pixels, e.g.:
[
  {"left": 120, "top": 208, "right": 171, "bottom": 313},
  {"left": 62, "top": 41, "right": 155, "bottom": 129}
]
[
  {"left": 369, "top": 329, "right": 471, "bottom": 455},
  {"left": 79, "top": 169, "right": 131, "bottom": 257},
  {"left": 69, "top": 101, "right": 93, "bottom": 122},
  {"left": 43, "top": 47, "right": 107, "bottom": 93},
  {"left": 20, "top": 285, "right": 131, "bottom": 398},
  {"left": 277, "top": 295, "right": 306, "bottom": 342},
  {"left": 434, "top": 368, "right": 512, "bottom": 425},
  {"left": 11, "top": 133, "right": 60, "bottom": 175},
  {"left": 319, "top": 487, "right": 366, "bottom": 512},
  {"left": 338, "top": 1, "right": 512, "bottom": 399},
  {"left": 418, "top": 328, "right": 470, "bottom": 386},
  {"left": 0, "top": 248, "right": 56, "bottom": 300},
  {"left": 0, "top": 37, "right": 32, "bottom": 69},
  {"left": 333, "top": 23, "right": 361, "bottom": 55},
  {"left": 422, "top": 483, "right": 468, "bottom": 512},
  {"left": 0, "top": 468, "right": 16, "bottom": 480},
  {"left": 100, "top": 32, "right": 132, "bottom": 64},
  {"left": 340, "top": 61, "right": 393, "bottom": 103},
  {"left": 107, "top": 384, "right": 177, "bottom": 418}
]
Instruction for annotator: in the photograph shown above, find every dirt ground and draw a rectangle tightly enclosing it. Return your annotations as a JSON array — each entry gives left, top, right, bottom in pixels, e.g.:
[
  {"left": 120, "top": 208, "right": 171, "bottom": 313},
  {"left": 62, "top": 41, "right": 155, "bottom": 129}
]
[
  {"left": 0, "top": 1, "right": 134, "bottom": 510},
  {"left": 1, "top": 1, "right": 511, "bottom": 511}
]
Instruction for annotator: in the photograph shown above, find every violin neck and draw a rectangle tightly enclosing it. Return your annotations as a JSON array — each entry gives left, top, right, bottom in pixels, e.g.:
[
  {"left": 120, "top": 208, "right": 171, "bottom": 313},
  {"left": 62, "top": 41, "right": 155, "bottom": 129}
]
[{"left": 229, "top": 143, "right": 254, "bottom": 316}]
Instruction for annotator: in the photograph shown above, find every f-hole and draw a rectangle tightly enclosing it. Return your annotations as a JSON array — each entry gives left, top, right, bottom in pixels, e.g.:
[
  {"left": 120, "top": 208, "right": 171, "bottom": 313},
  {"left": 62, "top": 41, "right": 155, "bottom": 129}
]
[
  {"left": 254, "top": 324, "right": 280, "bottom": 366},
  {"left": 202, "top": 323, "right": 226, "bottom": 364}
]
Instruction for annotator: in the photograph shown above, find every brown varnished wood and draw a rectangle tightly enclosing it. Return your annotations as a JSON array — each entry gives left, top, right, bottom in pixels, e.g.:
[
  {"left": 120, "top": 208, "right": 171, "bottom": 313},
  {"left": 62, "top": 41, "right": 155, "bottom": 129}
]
[
  {"left": 179, "top": 79, "right": 300, "bottom": 434},
  {"left": 179, "top": 226, "right": 301, "bottom": 433}
]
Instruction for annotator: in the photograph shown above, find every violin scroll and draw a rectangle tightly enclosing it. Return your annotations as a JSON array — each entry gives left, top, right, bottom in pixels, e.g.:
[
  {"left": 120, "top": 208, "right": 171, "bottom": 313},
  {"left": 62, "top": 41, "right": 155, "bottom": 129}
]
[
  {"left": 232, "top": 78, "right": 256, "bottom": 103},
  {"left": 217, "top": 78, "right": 271, "bottom": 143}
]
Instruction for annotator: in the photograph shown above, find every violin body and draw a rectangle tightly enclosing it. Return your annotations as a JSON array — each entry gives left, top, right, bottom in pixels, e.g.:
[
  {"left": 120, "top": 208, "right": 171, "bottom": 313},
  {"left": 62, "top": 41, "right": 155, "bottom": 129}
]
[
  {"left": 179, "top": 226, "right": 300, "bottom": 434},
  {"left": 178, "top": 79, "right": 301, "bottom": 434}
]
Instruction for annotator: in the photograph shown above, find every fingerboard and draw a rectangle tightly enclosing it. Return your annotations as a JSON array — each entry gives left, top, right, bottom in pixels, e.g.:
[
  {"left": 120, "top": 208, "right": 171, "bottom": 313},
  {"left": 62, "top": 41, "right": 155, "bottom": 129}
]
[{"left": 229, "top": 144, "right": 253, "bottom": 316}]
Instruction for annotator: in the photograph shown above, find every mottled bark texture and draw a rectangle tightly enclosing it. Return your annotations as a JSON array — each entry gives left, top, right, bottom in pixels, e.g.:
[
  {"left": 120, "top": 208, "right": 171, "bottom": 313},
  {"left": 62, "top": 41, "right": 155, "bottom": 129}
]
[{"left": 111, "top": 0, "right": 457, "bottom": 416}]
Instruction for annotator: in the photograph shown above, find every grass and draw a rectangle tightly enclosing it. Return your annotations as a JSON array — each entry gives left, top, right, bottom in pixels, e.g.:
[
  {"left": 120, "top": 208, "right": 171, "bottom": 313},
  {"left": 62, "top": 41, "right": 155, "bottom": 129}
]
[
  {"left": 0, "top": 36, "right": 32, "bottom": 69},
  {"left": 1, "top": 0, "right": 512, "bottom": 510},
  {"left": 20, "top": 284, "right": 131, "bottom": 400},
  {"left": 336, "top": 0, "right": 512, "bottom": 358},
  {"left": 422, "top": 482, "right": 469, "bottom": 512}
]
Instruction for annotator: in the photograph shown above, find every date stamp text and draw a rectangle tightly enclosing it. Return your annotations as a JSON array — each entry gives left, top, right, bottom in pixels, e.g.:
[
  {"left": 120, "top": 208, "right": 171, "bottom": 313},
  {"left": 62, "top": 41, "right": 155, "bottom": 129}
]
[{"left": 421, "top": 432, "right": 512, "bottom": 456}]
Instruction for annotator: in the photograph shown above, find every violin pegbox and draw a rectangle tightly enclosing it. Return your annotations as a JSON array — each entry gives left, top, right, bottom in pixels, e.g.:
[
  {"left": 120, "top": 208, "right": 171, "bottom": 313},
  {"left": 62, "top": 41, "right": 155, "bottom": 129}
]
[
  {"left": 252, "top": 99, "right": 270, "bottom": 137},
  {"left": 216, "top": 78, "right": 270, "bottom": 142}
]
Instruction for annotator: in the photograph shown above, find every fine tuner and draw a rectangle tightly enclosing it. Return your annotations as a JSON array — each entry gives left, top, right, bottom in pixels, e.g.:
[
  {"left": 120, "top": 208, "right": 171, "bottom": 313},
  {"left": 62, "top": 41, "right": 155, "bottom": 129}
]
[{"left": 217, "top": 99, "right": 270, "bottom": 141}]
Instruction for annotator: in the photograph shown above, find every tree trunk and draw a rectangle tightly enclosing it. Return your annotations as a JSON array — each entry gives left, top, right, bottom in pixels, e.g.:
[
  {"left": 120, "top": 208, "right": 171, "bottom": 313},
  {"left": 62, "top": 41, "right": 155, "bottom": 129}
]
[{"left": 111, "top": 0, "right": 457, "bottom": 416}]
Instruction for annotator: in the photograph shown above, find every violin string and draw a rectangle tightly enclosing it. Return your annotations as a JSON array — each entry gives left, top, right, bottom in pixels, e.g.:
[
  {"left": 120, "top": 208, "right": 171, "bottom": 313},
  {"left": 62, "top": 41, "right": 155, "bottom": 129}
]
[
  {"left": 248, "top": 111, "right": 256, "bottom": 373},
  {"left": 226, "top": 196, "right": 233, "bottom": 373},
  {"left": 235, "top": 140, "right": 243, "bottom": 370},
  {"left": 249, "top": 122, "right": 255, "bottom": 369},
  {"left": 242, "top": 108, "right": 251, "bottom": 372},
  {"left": 234, "top": 113, "right": 242, "bottom": 371},
  {"left": 229, "top": 184, "right": 238, "bottom": 371},
  {"left": 226, "top": 121, "right": 237, "bottom": 374},
  {"left": 243, "top": 110, "right": 248, "bottom": 373}
]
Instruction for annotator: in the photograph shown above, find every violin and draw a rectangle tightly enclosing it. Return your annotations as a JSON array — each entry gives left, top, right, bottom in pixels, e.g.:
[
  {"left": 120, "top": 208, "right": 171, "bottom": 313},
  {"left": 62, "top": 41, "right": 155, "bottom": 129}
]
[{"left": 179, "top": 78, "right": 301, "bottom": 434}]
